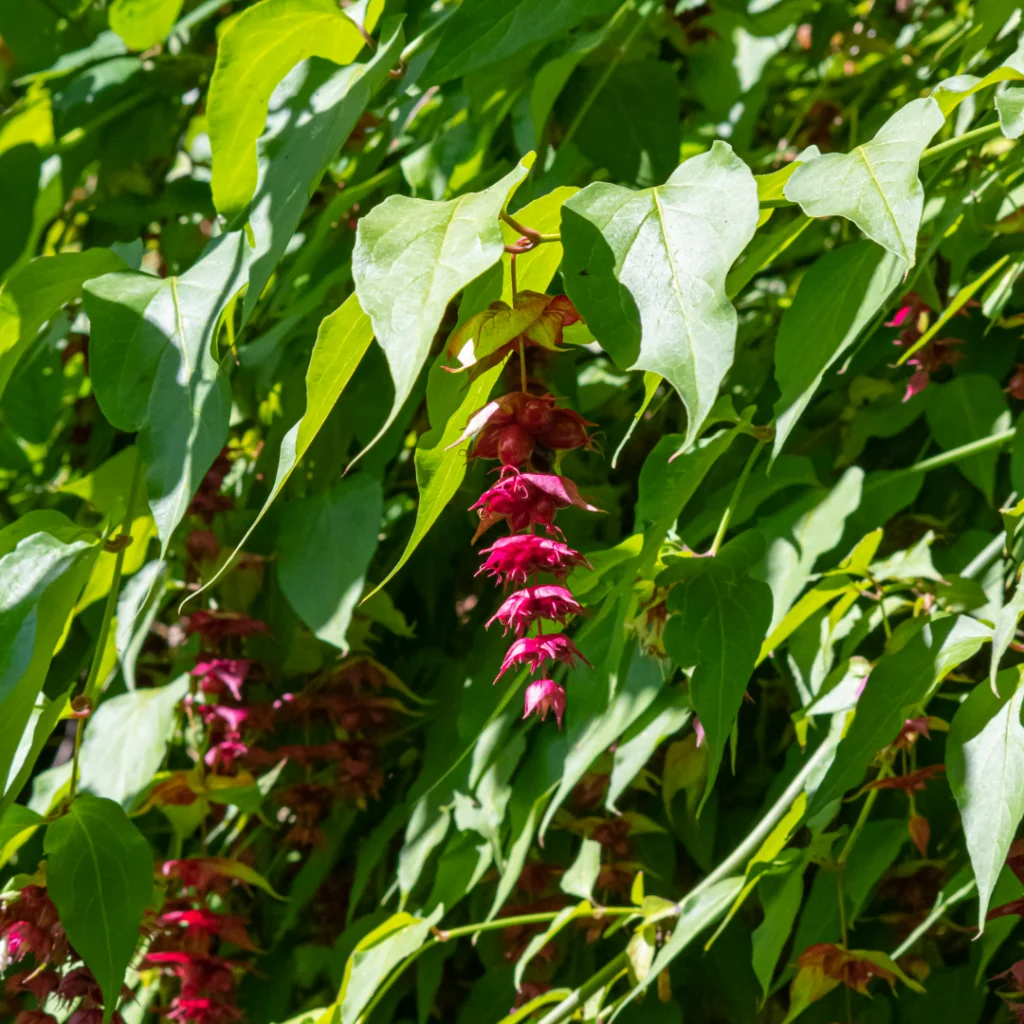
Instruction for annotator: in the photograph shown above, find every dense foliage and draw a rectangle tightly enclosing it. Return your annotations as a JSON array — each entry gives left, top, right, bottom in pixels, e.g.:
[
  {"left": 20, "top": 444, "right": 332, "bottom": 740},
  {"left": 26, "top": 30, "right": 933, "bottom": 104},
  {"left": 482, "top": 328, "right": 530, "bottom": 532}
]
[{"left": 6, "top": 0, "right": 1024, "bottom": 1022}]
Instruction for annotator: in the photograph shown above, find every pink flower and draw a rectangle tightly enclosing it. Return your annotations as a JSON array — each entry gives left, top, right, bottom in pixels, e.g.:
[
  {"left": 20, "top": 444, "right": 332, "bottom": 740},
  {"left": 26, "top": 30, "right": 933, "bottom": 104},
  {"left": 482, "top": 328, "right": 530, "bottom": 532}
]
[
  {"left": 470, "top": 471, "right": 601, "bottom": 541},
  {"left": 485, "top": 586, "right": 583, "bottom": 637},
  {"left": 885, "top": 292, "right": 929, "bottom": 329},
  {"left": 192, "top": 660, "right": 250, "bottom": 701},
  {"left": 523, "top": 679, "right": 567, "bottom": 728},
  {"left": 166, "top": 998, "right": 241, "bottom": 1024},
  {"left": 159, "top": 910, "right": 257, "bottom": 951},
  {"left": 193, "top": 702, "right": 251, "bottom": 734},
  {"left": 477, "top": 535, "right": 592, "bottom": 586},
  {"left": 204, "top": 739, "right": 249, "bottom": 771},
  {"left": 694, "top": 717, "right": 705, "bottom": 748},
  {"left": 495, "top": 634, "right": 591, "bottom": 681}
]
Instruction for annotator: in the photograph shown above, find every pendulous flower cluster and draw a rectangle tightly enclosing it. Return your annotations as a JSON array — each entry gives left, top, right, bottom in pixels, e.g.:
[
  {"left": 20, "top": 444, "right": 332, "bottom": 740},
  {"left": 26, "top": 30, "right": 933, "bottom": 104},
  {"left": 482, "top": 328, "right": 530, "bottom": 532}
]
[{"left": 461, "top": 306, "right": 599, "bottom": 729}]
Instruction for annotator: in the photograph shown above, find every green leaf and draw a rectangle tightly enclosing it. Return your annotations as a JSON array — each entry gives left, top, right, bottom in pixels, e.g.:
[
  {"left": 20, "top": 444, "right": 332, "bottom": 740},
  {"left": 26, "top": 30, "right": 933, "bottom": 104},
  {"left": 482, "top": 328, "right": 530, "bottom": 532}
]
[
  {"left": 366, "top": 355, "right": 505, "bottom": 598},
  {"left": 422, "top": 0, "right": 618, "bottom": 85},
  {"left": 773, "top": 241, "right": 903, "bottom": 458},
  {"left": 998, "top": 86, "right": 1024, "bottom": 139},
  {"left": 44, "top": 795, "right": 153, "bottom": 1023},
  {"left": 784, "top": 98, "right": 945, "bottom": 269},
  {"left": 609, "top": 877, "right": 744, "bottom": 1020},
  {"left": 925, "top": 374, "right": 1010, "bottom": 503},
  {"left": 635, "top": 419, "right": 749, "bottom": 568},
  {"left": 809, "top": 615, "right": 991, "bottom": 816},
  {"left": 243, "top": 18, "right": 404, "bottom": 321},
  {"left": 538, "top": 645, "right": 663, "bottom": 841},
  {"left": 756, "top": 468, "right": 864, "bottom": 634},
  {"left": 278, "top": 474, "right": 383, "bottom": 651},
  {"left": 59, "top": 447, "right": 146, "bottom": 523},
  {"left": 108, "top": 0, "right": 185, "bottom": 50},
  {"left": 947, "top": 668, "right": 1024, "bottom": 930},
  {"left": 0, "top": 532, "right": 96, "bottom": 796},
  {"left": 0, "top": 248, "right": 125, "bottom": 401},
  {"left": 664, "top": 560, "right": 772, "bottom": 809},
  {"left": 932, "top": 40, "right": 1024, "bottom": 115},
  {"left": 991, "top": 584, "right": 1024, "bottom": 696},
  {"left": 207, "top": 0, "right": 372, "bottom": 221},
  {"left": 77, "top": 675, "right": 189, "bottom": 809},
  {"left": 563, "top": 142, "right": 758, "bottom": 451},
  {"left": 751, "top": 863, "right": 805, "bottom": 997},
  {"left": 187, "top": 293, "right": 373, "bottom": 608},
  {"left": 606, "top": 689, "right": 691, "bottom": 812},
  {"left": 115, "top": 559, "right": 167, "bottom": 690},
  {"left": 351, "top": 157, "right": 531, "bottom": 463},
  {"left": 560, "top": 838, "right": 601, "bottom": 903},
  {"left": 337, "top": 907, "right": 443, "bottom": 1024},
  {"left": 571, "top": 59, "right": 681, "bottom": 187},
  {"left": 4, "top": 685, "right": 73, "bottom": 815},
  {"left": 0, "top": 804, "right": 43, "bottom": 860},
  {"left": 87, "top": 231, "right": 253, "bottom": 550}
]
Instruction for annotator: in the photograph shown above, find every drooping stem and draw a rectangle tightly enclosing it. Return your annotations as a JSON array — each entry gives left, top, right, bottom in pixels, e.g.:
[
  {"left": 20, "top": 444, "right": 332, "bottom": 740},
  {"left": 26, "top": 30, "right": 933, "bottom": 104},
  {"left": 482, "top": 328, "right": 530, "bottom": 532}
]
[
  {"left": 920, "top": 120, "right": 1002, "bottom": 165},
  {"left": 501, "top": 210, "right": 559, "bottom": 247},
  {"left": 709, "top": 439, "right": 764, "bottom": 557}
]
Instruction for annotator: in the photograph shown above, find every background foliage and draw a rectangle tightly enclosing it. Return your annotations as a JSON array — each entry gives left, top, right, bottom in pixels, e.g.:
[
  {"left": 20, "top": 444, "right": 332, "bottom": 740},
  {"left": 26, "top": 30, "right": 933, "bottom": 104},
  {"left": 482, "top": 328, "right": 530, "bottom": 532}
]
[{"left": 5, "top": 0, "right": 1024, "bottom": 1023}]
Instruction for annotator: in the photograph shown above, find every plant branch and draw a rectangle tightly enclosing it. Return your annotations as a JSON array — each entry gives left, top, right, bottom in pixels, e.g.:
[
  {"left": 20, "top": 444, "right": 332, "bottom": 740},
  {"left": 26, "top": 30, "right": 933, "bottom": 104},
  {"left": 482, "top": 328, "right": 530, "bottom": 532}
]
[
  {"left": 709, "top": 439, "right": 764, "bottom": 556},
  {"left": 70, "top": 460, "right": 142, "bottom": 801}
]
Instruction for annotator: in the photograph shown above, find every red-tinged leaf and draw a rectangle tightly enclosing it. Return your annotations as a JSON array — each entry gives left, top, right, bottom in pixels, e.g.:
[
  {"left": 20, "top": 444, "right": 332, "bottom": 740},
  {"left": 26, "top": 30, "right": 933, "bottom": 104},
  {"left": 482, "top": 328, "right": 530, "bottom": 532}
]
[{"left": 908, "top": 815, "right": 930, "bottom": 857}]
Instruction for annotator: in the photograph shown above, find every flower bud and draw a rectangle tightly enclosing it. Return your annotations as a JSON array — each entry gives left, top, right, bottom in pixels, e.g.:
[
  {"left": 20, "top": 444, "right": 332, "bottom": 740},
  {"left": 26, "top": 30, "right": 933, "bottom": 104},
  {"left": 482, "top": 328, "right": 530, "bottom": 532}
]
[
  {"left": 538, "top": 409, "right": 596, "bottom": 451},
  {"left": 498, "top": 424, "right": 534, "bottom": 467},
  {"left": 517, "top": 397, "right": 554, "bottom": 434}
]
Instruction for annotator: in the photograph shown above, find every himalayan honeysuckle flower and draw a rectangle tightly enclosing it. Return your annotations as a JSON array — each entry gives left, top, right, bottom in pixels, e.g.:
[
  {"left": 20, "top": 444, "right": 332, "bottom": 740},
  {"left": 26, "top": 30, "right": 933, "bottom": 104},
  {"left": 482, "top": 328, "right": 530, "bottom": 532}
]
[
  {"left": 460, "top": 291, "right": 597, "bottom": 730},
  {"left": 522, "top": 679, "right": 567, "bottom": 728},
  {"left": 477, "top": 535, "right": 592, "bottom": 586},
  {"left": 495, "top": 634, "right": 591, "bottom": 681},
  {"left": 486, "top": 585, "right": 583, "bottom": 637},
  {"left": 192, "top": 659, "right": 251, "bottom": 701}
]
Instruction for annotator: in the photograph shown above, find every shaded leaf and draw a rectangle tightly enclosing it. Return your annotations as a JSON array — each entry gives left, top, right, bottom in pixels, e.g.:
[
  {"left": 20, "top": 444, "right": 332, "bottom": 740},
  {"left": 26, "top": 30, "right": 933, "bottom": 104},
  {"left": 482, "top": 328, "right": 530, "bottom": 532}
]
[
  {"left": 278, "top": 474, "right": 382, "bottom": 652},
  {"left": 947, "top": 668, "right": 1024, "bottom": 930},
  {"left": 664, "top": 560, "right": 772, "bottom": 809},
  {"left": 773, "top": 241, "right": 903, "bottom": 458},
  {"left": 423, "top": 0, "right": 617, "bottom": 85},
  {"left": 560, "top": 838, "right": 601, "bottom": 903},
  {"left": 78, "top": 675, "right": 189, "bottom": 809},
  {"left": 809, "top": 615, "right": 990, "bottom": 816},
  {"left": 0, "top": 248, "right": 124, "bottom": 400},
  {"left": 45, "top": 795, "right": 153, "bottom": 1023}
]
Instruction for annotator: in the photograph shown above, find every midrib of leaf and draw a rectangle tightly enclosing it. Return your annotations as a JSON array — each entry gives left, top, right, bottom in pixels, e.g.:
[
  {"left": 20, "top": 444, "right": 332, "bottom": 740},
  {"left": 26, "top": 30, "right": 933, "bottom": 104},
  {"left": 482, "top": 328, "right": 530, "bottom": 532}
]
[
  {"left": 853, "top": 145, "right": 905, "bottom": 263},
  {"left": 77, "top": 814, "right": 116, "bottom": 980},
  {"left": 168, "top": 277, "right": 190, "bottom": 381},
  {"left": 650, "top": 188, "right": 699, "bottom": 389}
]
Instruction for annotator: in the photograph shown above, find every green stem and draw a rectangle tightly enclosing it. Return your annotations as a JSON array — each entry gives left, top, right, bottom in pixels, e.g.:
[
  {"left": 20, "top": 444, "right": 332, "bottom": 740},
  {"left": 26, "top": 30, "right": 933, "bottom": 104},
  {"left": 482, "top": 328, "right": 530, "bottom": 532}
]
[
  {"left": 535, "top": 952, "right": 630, "bottom": 1024},
  {"left": 69, "top": 460, "right": 142, "bottom": 801},
  {"left": 709, "top": 440, "right": 764, "bottom": 556},
  {"left": 919, "top": 120, "right": 1002, "bottom": 165},
  {"left": 356, "top": 909, "right": 634, "bottom": 1022},
  {"left": 500, "top": 210, "right": 559, "bottom": 245},
  {"left": 536, "top": 737, "right": 838, "bottom": 1024},
  {"left": 902, "top": 428, "right": 1014, "bottom": 476}
]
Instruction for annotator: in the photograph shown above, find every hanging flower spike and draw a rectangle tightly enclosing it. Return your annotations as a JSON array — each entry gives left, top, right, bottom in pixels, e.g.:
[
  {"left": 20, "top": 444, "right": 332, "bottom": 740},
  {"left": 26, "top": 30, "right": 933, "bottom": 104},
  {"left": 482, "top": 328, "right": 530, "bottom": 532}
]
[
  {"left": 477, "top": 535, "right": 592, "bottom": 586},
  {"left": 885, "top": 292, "right": 929, "bottom": 330},
  {"left": 495, "top": 634, "right": 591, "bottom": 682},
  {"left": 486, "top": 586, "right": 583, "bottom": 637},
  {"left": 523, "top": 679, "right": 567, "bottom": 728},
  {"left": 192, "top": 660, "right": 250, "bottom": 702}
]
